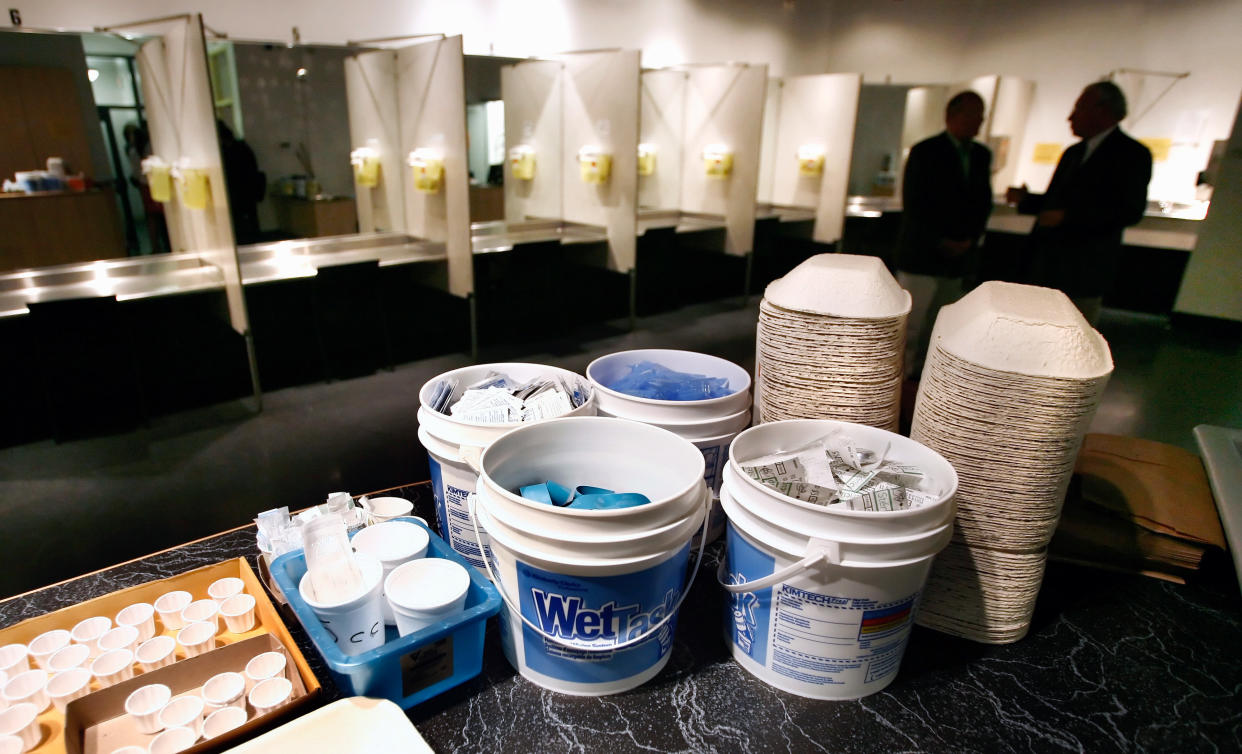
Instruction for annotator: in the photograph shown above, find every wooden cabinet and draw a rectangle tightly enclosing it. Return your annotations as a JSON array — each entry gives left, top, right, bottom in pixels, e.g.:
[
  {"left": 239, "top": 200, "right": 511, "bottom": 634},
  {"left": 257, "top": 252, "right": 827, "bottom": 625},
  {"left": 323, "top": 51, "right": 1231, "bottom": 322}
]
[
  {"left": 0, "top": 190, "right": 126, "bottom": 271},
  {"left": 0, "top": 66, "right": 95, "bottom": 183}
]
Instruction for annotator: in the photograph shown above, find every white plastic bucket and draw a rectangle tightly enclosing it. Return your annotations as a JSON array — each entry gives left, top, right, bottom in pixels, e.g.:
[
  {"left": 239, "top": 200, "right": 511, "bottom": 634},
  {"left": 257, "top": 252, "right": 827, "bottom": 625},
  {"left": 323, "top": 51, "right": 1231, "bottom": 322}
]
[
  {"left": 417, "top": 363, "right": 595, "bottom": 570},
  {"left": 587, "top": 349, "right": 753, "bottom": 538},
  {"left": 720, "top": 419, "right": 957, "bottom": 700},
  {"left": 472, "top": 416, "right": 710, "bottom": 696}
]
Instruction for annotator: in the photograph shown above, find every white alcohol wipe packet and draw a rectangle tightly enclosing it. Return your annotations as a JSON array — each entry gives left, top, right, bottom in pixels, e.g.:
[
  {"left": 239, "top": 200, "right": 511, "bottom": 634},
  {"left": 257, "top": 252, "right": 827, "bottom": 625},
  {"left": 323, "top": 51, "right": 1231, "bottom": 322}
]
[{"left": 740, "top": 431, "right": 937, "bottom": 510}]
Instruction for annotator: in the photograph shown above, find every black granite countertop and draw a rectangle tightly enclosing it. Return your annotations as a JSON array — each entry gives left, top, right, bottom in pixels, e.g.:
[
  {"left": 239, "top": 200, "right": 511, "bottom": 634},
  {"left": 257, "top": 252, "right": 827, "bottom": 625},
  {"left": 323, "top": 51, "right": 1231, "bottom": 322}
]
[{"left": 4, "top": 483, "right": 1240, "bottom": 753}]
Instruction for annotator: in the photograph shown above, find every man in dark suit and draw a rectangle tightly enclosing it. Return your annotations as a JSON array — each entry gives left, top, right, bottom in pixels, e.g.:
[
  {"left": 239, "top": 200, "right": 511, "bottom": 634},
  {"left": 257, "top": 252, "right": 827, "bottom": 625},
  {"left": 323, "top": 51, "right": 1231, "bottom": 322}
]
[
  {"left": 896, "top": 90, "right": 993, "bottom": 378},
  {"left": 1007, "top": 81, "right": 1152, "bottom": 325}
]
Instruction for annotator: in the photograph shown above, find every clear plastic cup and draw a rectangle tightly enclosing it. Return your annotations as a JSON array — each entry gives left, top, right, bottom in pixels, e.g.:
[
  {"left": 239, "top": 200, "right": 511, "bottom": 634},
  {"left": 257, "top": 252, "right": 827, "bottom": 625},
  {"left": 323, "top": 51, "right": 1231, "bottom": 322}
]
[
  {"left": 207, "top": 578, "right": 245, "bottom": 605},
  {"left": 180, "top": 600, "right": 220, "bottom": 633},
  {"left": 27, "top": 630, "right": 70, "bottom": 670},
  {"left": 243, "top": 652, "right": 287, "bottom": 692},
  {"left": 70, "top": 616, "right": 112, "bottom": 657},
  {"left": 158, "top": 695, "right": 205, "bottom": 739},
  {"left": 220, "top": 594, "right": 257, "bottom": 634},
  {"left": 115, "top": 602, "right": 157, "bottom": 643},
  {"left": 148, "top": 726, "right": 198, "bottom": 754},
  {"left": 201, "top": 671, "right": 245, "bottom": 712},
  {"left": 203, "top": 705, "right": 248, "bottom": 739},
  {"left": 0, "top": 703, "right": 39, "bottom": 752},
  {"left": 136, "top": 635, "right": 177, "bottom": 672},
  {"left": 154, "top": 591, "right": 193, "bottom": 631},
  {"left": 47, "top": 668, "right": 92, "bottom": 713},
  {"left": 0, "top": 646, "right": 27, "bottom": 678},
  {"left": 176, "top": 622, "right": 216, "bottom": 658},
  {"left": 98, "top": 625, "right": 139, "bottom": 654},
  {"left": 124, "top": 683, "right": 171, "bottom": 735},
  {"left": 46, "top": 643, "right": 90, "bottom": 674},
  {"left": 2, "top": 670, "right": 48, "bottom": 713},
  {"left": 90, "top": 648, "right": 134, "bottom": 688},
  {"left": 247, "top": 676, "right": 292, "bottom": 717}
]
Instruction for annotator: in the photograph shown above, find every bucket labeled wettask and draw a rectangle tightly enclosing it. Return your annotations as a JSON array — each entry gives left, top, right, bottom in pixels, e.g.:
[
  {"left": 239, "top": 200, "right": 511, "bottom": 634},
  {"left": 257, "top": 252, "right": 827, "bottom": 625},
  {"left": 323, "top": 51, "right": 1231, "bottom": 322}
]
[
  {"left": 720, "top": 419, "right": 957, "bottom": 699},
  {"left": 417, "top": 363, "right": 595, "bottom": 570},
  {"left": 472, "top": 417, "right": 709, "bottom": 696}
]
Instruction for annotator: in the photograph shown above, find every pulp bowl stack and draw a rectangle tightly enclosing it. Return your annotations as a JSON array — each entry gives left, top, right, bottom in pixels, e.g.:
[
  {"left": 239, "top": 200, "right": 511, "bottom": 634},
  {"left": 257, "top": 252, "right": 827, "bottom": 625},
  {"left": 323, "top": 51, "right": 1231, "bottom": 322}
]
[
  {"left": 756, "top": 253, "right": 911, "bottom": 431},
  {"left": 910, "top": 281, "right": 1113, "bottom": 643}
]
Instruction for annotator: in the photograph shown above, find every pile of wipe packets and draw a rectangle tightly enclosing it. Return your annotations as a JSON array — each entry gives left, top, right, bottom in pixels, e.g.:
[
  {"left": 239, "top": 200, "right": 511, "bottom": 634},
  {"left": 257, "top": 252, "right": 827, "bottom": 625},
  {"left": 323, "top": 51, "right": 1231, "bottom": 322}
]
[
  {"left": 604, "top": 360, "right": 734, "bottom": 401},
  {"left": 428, "top": 371, "right": 588, "bottom": 424},
  {"left": 740, "top": 432, "right": 939, "bottom": 511},
  {"left": 255, "top": 492, "right": 368, "bottom": 561}
]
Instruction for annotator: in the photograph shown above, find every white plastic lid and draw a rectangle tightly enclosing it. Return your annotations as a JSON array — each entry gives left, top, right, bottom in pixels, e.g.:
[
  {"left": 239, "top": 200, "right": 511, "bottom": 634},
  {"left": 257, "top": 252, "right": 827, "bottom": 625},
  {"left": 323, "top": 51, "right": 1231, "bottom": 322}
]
[
  {"left": 764, "top": 253, "right": 911, "bottom": 318},
  {"left": 930, "top": 281, "right": 1113, "bottom": 379}
]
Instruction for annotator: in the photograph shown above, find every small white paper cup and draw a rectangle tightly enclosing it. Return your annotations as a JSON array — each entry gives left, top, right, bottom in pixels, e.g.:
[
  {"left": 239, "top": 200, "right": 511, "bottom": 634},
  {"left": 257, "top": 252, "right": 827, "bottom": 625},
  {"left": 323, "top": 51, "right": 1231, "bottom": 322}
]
[
  {"left": 0, "top": 703, "right": 40, "bottom": 752},
  {"left": 0, "top": 734, "right": 25, "bottom": 754},
  {"left": 207, "top": 578, "right": 245, "bottom": 605},
  {"left": 202, "top": 671, "right": 245, "bottom": 712},
  {"left": 154, "top": 591, "right": 192, "bottom": 631},
  {"left": 69, "top": 616, "right": 111, "bottom": 658},
  {"left": 47, "top": 668, "right": 92, "bottom": 713},
  {"left": 110, "top": 747, "right": 147, "bottom": 754},
  {"left": 90, "top": 648, "right": 134, "bottom": 688},
  {"left": 148, "top": 726, "right": 198, "bottom": 754},
  {"left": 136, "top": 635, "right": 177, "bottom": 672},
  {"left": 203, "top": 705, "right": 248, "bottom": 739},
  {"left": 220, "top": 594, "right": 257, "bottom": 634},
  {"left": 365, "top": 496, "right": 414, "bottom": 524},
  {"left": 247, "top": 676, "right": 292, "bottom": 717},
  {"left": 385, "top": 558, "right": 470, "bottom": 637},
  {"left": 176, "top": 622, "right": 216, "bottom": 658},
  {"left": 180, "top": 600, "right": 220, "bottom": 632},
  {"left": 243, "top": 652, "right": 287, "bottom": 692},
  {"left": 98, "top": 625, "right": 139, "bottom": 654},
  {"left": 115, "top": 602, "right": 157, "bottom": 643},
  {"left": 158, "top": 695, "right": 205, "bottom": 739},
  {"left": 0, "top": 647, "right": 27, "bottom": 678},
  {"left": 46, "top": 643, "right": 91, "bottom": 674},
  {"left": 2, "top": 669, "right": 49, "bottom": 713},
  {"left": 27, "top": 630, "right": 70, "bottom": 670},
  {"left": 124, "top": 683, "right": 172, "bottom": 735}
]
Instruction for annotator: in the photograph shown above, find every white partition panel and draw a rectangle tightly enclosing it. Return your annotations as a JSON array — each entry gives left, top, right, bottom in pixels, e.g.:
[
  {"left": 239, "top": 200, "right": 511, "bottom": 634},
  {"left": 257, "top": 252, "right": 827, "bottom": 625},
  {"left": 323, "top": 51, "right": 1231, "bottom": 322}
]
[
  {"left": 757, "top": 78, "right": 781, "bottom": 205},
  {"left": 345, "top": 50, "right": 404, "bottom": 233},
  {"left": 770, "top": 73, "right": 862, "bottom": 244},
  {"left": 681, "top": 64, "right": 768, "bottom": 256},
  {"left": 639, "top": 69, "right": 687, "bottom": 211},
  {"left": 137, "top": 15, "right": 246, "bottom": 335},
  {"left": 561, "top": 50, "right": 640, "bottom": 272},
  {"left": 988, "top": 77, "right": 1036, "bottom": 196},
  {"left": 503, "top": 60, "right": 564, "bottom": 223},
  {"left": 397, "top": 35, "right": 471, "bottom": 296}
]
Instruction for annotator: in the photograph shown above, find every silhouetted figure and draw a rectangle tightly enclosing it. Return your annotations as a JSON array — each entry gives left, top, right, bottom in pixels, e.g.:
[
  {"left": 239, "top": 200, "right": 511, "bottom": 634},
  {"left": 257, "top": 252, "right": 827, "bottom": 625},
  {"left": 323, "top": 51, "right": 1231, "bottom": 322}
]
[
  {"left": 1007, "top": 81, "right": 1152, "bottom": 326},
  {"left": 217, "top": 120, "right": 266, "bottom": 245},
  {"left": 123, "top": 122, "right": 169, "bottom": 253},
  {"left": 895, "top": 90, "right": 993, "bottom": 378}
]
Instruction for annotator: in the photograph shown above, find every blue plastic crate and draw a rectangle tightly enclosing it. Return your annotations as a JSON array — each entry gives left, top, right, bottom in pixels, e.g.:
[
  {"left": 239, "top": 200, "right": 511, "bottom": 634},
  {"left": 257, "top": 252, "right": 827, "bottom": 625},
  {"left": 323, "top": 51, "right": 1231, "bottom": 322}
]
[{"left": 271, "top": 518, "right": 501, "bottom": 708}]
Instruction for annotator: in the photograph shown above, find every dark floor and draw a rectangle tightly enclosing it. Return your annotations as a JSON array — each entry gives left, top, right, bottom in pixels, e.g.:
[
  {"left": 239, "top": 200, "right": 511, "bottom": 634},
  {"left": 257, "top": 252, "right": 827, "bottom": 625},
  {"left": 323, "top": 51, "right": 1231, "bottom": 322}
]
[{"left": 1, "top": 300, "right": 1239, "bottom": 598}]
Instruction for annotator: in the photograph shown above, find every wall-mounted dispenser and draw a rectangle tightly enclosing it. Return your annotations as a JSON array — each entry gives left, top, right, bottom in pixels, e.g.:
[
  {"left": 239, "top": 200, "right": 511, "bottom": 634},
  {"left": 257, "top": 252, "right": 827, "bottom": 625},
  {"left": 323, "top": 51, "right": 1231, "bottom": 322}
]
[
  {"left": 351, "top": 140, "right": 382, "bottom": 188},
  {"left": 797, "top": 144, "right": 826, "bottom": 176},
  {"left": 172, "top": 159, "right": 210, "bottom": 210},
  {"left": 577, "top": 145, "right": 612, "bottom": 184},
  {"left": 702, "top": 144, "right": 733, "bottom": 179},
  {"left": 637, "top": 143, "right": 657, "bottom": 177},
  {"left": 509, "top": 145, "right": 536, "bottom": 181},
  {"left": 408, "top": 148, "right": 445, "bottom": 194},
  {"left": 141, "top": 156, "right": 172, "bottom": 203}
]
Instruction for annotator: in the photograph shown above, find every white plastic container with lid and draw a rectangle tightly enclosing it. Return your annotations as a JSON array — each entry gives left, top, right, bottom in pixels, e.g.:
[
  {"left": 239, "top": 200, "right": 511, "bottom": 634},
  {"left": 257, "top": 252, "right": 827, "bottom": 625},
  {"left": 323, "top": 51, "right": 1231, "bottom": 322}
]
[{"left": 417, "top": 363, "right": 595, "bottom": 571}]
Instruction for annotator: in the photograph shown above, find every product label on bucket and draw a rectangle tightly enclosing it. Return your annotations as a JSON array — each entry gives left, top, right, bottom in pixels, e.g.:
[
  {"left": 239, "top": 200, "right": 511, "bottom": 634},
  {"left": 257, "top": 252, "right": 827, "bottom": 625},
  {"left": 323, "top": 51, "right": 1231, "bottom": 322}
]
[
  {"left": 514, "top": 544, "right": 689, "bottom": 684},
  {"left": 726, "top": 524, "right": 919, "bottom": 690},
  {"left": 428, "top": 456, "right": 488, "bottom": 569}
]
